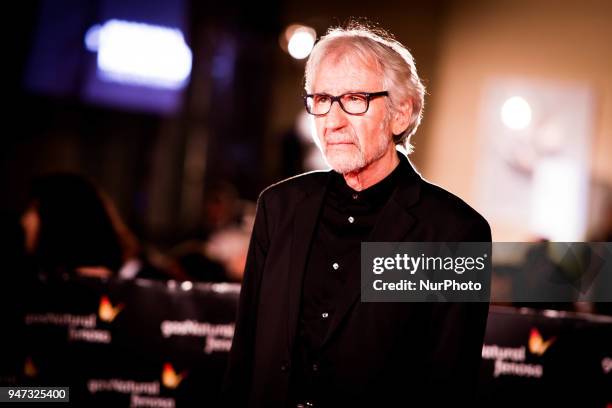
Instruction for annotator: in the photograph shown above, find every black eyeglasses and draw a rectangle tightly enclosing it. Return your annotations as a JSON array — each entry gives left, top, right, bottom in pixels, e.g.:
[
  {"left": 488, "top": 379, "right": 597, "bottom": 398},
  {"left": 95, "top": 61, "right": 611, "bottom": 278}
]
[{"left": 303, "top": 91, "right": 389, "bottom": 116}]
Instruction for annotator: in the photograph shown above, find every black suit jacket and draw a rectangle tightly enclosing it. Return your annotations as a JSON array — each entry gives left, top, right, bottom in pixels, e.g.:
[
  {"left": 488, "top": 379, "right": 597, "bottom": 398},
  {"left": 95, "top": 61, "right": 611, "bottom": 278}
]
[{"left": 223, "top": 154, "right": 491, "bottom": 407}]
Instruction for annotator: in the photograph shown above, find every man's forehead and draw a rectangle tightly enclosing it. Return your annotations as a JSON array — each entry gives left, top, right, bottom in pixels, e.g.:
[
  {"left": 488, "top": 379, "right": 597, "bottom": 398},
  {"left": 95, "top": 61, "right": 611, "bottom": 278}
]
[
  {"left": 313, "top": 51, "right": 383, "bottom": 92},
  {"left": 319, "top": 50, "right": 379, "bottom": 71}
]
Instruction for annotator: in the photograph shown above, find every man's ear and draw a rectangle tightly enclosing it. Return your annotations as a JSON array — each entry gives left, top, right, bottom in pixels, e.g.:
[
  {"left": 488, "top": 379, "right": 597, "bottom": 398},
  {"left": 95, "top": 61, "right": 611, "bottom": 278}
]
[{"left": 392, "top": 100, "right": 413, "bottom": 135}]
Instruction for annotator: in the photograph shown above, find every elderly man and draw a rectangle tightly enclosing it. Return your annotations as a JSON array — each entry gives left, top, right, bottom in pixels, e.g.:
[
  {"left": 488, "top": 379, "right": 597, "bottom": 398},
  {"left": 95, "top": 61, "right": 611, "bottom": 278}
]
[{"left": 224, "top": 24, "right": 491, "bottom": 407}]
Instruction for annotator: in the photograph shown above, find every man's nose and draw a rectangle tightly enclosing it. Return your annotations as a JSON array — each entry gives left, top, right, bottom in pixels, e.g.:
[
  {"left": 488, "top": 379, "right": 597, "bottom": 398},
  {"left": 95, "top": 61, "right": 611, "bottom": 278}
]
[{"left": 324, "top": 100, "right": 348, "bottom": 129}]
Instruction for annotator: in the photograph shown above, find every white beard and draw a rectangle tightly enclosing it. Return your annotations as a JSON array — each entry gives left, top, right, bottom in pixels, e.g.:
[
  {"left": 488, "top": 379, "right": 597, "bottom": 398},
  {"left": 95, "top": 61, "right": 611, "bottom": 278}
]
[
  {"left": 323, "top": 144, "right": 367, "bottom": 174},
  {"left": 318, "top": 123, "right": 393, "bottom": 174}
]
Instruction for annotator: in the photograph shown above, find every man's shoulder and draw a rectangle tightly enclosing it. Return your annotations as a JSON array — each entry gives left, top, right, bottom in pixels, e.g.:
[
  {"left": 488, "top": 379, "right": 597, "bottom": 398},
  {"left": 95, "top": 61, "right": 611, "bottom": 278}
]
[
  {"left": 259, "top": 170, "right": 330, "bottom": 204},
  {"left": 414, "top": 177, "right": 490, "bottom": 237},
  {"left": 418, "top": 180, "right": 482, "bottom": 220},
  {"left": 397, "top": 155, "right": 488, "bottom": 232}
]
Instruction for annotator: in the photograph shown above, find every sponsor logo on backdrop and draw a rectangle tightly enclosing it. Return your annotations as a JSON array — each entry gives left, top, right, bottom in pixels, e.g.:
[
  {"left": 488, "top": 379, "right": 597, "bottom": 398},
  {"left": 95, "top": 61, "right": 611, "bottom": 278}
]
[
  {"left": 482, "top": 327, "right": 555, "bottom": 378},
  {"left": 160, "top": 320, "right": 234, "bottom": 354},
  {"left": 98, "top": 295, "right": 124, "bottom": 322},
  {"left": 24, "top": 294, "right": 123, "bottom": 344},
  {"left": 528, "top": 328, "right": 556, "bottom": 356},
  {"left": 87, "top": 363, "right": 183, "bottom": 408},
  {"left": 161, "top": 363, "right": 187, "bottom": 389},
  {"left": 68, "top": 326, "right": 111, "bottom": 343},
  {"left": 130, "top": 394, "right": 175, "bottom": 408},
  {"left": 24, "top": 356, "right": 38, "bottom": 378},
  {"left": 25, "top": 312, "right": 97, "bottom": 327},
  {"left": 88, "top": 378, "right": 175, "bottom": 408},
  {"left": 88, "top": 378, "right": 160, "bottom": 395}
]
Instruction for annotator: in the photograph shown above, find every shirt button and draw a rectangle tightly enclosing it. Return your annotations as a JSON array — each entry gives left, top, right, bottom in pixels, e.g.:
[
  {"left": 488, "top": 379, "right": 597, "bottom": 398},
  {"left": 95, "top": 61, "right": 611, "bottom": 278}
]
[
  {"left": 322, "top": 312, "right": 329, "bottom": 319},
  {"left": 348, "top": 216, "right": 355, "bottom": 223},
  {"left": 332, "top": 262, "right": 339, "bottom": 270},
  {"left": 312, "top": 363, "right": 319, "bottom": 372}
]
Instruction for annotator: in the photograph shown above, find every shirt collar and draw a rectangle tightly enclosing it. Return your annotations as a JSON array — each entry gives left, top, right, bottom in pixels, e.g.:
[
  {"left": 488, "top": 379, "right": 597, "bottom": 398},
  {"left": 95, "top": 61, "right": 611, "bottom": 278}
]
[{"left": 330, "top": 154, "right": 403, "bottom": 205}]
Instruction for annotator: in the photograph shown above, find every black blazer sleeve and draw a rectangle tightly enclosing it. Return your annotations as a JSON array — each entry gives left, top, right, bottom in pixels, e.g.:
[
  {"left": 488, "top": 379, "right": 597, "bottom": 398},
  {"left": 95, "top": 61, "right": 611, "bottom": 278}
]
[
  {"left": 222, "top": 192, "right": 270, "bottom": 406},
  {"left": 426, "top": 217, "right": 492, "bottom": 406}
]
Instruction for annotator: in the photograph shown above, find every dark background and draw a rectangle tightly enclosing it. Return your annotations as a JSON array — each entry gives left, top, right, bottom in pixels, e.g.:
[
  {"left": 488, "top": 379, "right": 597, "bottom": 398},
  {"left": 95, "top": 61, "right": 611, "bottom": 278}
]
[{"left": 3, "top": 0, "right": 611, "bottom": 249}]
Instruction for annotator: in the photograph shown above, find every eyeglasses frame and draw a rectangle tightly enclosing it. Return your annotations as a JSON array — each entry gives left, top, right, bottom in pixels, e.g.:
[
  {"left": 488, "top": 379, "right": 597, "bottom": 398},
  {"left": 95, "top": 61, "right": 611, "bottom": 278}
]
[{"left": 303, "top": 91, "right": 389, "bottom": 116}]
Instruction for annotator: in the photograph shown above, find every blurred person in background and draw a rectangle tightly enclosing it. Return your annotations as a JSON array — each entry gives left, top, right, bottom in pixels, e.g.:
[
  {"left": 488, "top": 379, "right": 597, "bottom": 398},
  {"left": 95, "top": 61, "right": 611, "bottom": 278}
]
[
  {"left": 21, "top": 173, "right": 174, "bottom": 281},
  {"left": 201, "top": 182, "right": 249, "bottom": 239},
  {"left": 172, "top": 181, "right": 255, "bottom": 282},
  {"left": 0, "top": 211, "right": 28, "bottom": 381},
  {"left": 1, "top": 211, "right": 27, "bottom": 279}
]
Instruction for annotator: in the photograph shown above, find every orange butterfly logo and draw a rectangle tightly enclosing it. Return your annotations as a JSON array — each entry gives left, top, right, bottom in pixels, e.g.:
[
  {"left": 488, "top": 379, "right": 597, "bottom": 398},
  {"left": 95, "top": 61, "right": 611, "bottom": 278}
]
[
  {"left": 162, "top": 363, "right": 187, "bottom": 389},
  {"left": 24, "top": 356, "right": 38, "bottom": 378},
  {"left": 98, "top": 295, "right": 123, "bottom": 322},
  {"left": 528, "top": 328, "right": 556, "bottom": 356}
]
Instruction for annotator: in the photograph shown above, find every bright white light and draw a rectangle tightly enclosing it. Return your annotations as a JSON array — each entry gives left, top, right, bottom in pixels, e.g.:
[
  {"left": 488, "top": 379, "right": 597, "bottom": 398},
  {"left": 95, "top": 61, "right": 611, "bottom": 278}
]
[
  {"left": 84, "top": 24, "right": 101, "bottom": 51},
  {"left": 88, "top": 19, "right": 192, "bottom": 89},
  {"left": 287, "top": 29, "right": 315, "bottom": 60},
  {"left": 501, "top": 96, "right": 532, "bottom": 130},
  {"left": 530, "top": 159, "right": 587, "bottom": 240},
  {"left": 181, "top": 281, "right": 193, "bottom": 291}
]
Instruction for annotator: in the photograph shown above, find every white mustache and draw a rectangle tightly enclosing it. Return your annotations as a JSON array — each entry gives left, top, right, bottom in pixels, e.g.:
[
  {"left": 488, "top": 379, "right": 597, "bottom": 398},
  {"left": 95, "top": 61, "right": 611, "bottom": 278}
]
[{"left": 324, "top": 132, "right": 359, "bottom": 146}]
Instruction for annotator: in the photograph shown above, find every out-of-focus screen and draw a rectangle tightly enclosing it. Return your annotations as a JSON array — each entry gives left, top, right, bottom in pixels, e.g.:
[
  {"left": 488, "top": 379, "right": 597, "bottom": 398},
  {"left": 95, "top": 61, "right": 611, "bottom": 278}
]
[{"left": 24, "top": 0, "right": 190, "bottom": 114}]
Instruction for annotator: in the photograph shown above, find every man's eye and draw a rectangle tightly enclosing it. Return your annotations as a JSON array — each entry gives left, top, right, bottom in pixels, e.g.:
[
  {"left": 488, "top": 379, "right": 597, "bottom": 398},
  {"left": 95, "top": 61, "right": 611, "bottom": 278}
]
[
  {"left": 347, "top": 95, "right": 366, "bottom": 102},
  {"left": 315, "top": 95, "right": 330, "bottom": 104}
]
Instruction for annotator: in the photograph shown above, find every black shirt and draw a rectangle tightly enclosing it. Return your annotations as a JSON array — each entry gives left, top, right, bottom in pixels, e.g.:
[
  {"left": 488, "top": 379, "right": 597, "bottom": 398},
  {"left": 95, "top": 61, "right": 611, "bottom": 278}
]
[{"left": 290, "top": 161, "right": 402, "bottom": 405}]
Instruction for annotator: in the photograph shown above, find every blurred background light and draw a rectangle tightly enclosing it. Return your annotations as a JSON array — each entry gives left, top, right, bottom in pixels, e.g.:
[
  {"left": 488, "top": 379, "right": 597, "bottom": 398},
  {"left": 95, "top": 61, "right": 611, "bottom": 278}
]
[
  {"left": 281, "top": 24, "right": 316, "bottom": 60},
  {"left": 478, "top": 80, "right": 593, "bottom": 242},
  {"left": 287, "top": 30, "right": 315, "bottom": 59},
  {"left": 86, "top": 19, "right": 192, "bottom": 90},
  {"left": 84, "top": 24, "right": 101, "bottom": 51},
  {"left": 501, "top": 96, "right": 532, "bottom": 130},
  {"left": 530, "top": 159, "right": 586, "bottom": 240}
]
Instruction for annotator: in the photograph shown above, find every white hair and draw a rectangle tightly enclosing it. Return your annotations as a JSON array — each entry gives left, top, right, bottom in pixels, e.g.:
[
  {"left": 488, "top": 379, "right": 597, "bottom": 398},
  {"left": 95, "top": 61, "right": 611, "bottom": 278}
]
[{"left": 304, "top": 23, "right": 426, "bottom": 149}]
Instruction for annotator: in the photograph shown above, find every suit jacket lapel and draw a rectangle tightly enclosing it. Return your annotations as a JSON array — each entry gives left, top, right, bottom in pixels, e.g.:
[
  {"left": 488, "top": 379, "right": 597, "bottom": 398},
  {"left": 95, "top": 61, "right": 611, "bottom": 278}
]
[{"left": 286, "top": 174, "right": 329, "bottom": 353}]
